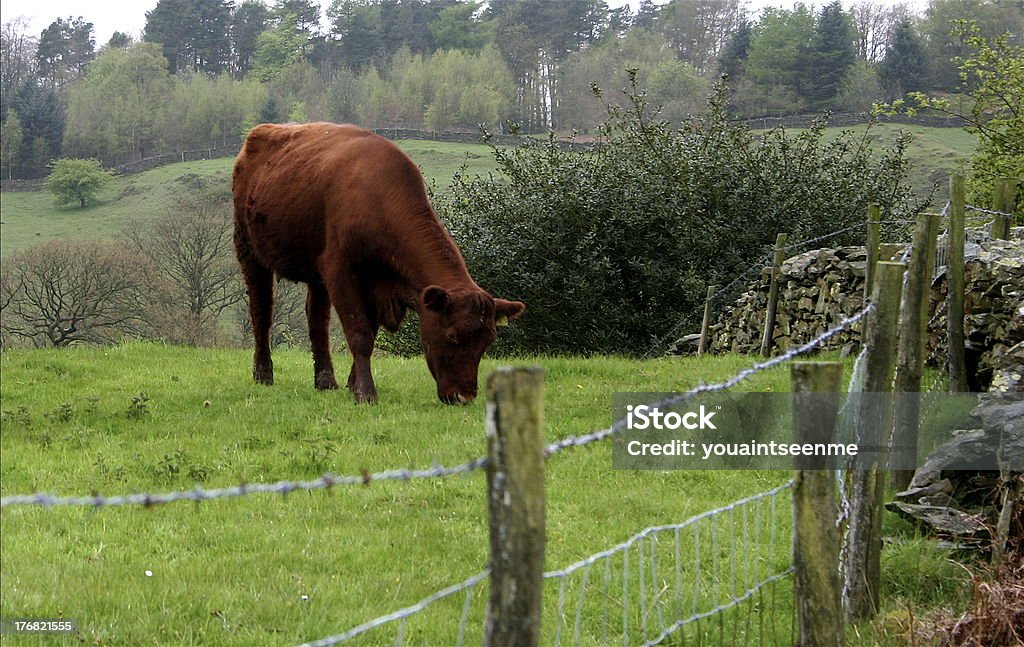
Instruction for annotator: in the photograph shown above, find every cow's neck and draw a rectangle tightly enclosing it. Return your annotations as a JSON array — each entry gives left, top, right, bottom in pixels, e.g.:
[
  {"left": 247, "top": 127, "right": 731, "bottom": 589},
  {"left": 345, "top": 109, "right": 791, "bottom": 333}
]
[{"left": 390, "top": 209, "right": 477, "bottom": 295}]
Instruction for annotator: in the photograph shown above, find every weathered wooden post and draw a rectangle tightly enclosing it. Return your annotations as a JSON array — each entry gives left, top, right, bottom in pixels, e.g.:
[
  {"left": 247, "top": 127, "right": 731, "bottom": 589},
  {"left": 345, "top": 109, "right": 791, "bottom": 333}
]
[
  {"left": 948, "top": 175, "right": 967, "bottom": 392},
  {"left": 791, "top": 362, "right": 845, "bottom": 647},
  {"left": 991, "top": 177, "right": 1017, "bottom": 240},
  {"left": 892, "top": 212, "right": 940, "bottom": 490},
  {"left": 698, "top": 284, "right": 717, "bottom": 356},
  {"left": 864, "top": 204, "right": 881, "bottom": 300},
  {"left": 760, "top": 233, "right": 789, "bottom": 357},
  {"left": 844, "top": 261, "right": 904, "bottom": 620},
  {"left": 484, "top": 366, "right": 545, "bottom": 647}
]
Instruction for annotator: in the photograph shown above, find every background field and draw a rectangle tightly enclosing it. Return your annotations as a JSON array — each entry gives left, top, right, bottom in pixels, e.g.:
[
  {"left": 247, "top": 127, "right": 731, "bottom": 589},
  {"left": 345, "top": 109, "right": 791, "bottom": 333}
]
[
  {"left": 0, "top": 124, "right": 975, "bottom": 258},
  {"left": 0, "top": 139, "right": 499, "bottom": 258}
]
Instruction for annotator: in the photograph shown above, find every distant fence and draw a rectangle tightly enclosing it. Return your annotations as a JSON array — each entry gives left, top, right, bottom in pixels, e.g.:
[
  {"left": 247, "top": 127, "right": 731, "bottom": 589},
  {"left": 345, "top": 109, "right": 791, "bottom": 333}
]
[
  {"left": 737, "top": 111, "right": 967, "bottom": 130},
  {"left": 0, "top": 128, "right": 590, "bottom": 192},
  {"left": 14, "top": 110, "right": 964, "bottom": 192}
]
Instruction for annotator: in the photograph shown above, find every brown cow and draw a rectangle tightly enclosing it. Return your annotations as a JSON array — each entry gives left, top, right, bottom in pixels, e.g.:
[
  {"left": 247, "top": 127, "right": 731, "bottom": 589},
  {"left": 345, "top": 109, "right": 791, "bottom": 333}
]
[{"left": 232, "top": 122, "right": 524, "bottom": 404}]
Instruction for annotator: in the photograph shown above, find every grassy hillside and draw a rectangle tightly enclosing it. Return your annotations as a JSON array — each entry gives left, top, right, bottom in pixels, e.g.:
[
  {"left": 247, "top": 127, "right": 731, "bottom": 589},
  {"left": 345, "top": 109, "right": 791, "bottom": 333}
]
[
  {"left": 0, "top": 140, "right": 498, "bottom": 258},
  {"left": 0, "top": 125, "right": 976, "bottom": 258},
  {"left": 847, "top": 122, "right": 977, "bottom": 199}
]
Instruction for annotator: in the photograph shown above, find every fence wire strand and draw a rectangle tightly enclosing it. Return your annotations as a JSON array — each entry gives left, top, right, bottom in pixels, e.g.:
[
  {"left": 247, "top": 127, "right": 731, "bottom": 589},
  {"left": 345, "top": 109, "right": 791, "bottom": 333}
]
[{"left": 0, "top": 458, "right": 488, "bottom": 509}]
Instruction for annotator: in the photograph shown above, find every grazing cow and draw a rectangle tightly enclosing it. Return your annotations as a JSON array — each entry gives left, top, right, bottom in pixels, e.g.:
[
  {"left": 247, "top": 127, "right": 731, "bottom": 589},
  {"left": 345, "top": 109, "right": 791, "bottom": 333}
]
[{"left": 232, "top": 123, "right": 524, "bottom": 404}]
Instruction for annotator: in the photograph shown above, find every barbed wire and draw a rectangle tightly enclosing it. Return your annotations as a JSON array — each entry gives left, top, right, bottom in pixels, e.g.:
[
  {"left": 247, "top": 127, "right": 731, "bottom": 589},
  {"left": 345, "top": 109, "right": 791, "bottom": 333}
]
[
  {"left": 549, "top": 303, "right": 873, "bottom": 456},
  {"left": 780, "top": 222, "right": 865, "bottom": 252},
  {"left": 3, "top": 299, "right": 872, "bottom": 510},
  {"left": 965, "top": 204, "right": 1016, "bottom": 219},
  {"left": 0, "top": 458, "right": 488, "bottom": 509}
]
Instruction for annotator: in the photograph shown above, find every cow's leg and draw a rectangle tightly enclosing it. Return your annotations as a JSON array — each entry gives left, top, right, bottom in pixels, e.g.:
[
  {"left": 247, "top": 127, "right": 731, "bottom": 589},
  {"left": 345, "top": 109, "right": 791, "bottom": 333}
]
[
  {"left": 307, "top": 281, "right": 338, "bottom": 390},
  {"left": 325, "top": 271, "right": 379, "bottom": 403},
  {"left": 238, "top": 257, "right": 275, "bottom": 385}
]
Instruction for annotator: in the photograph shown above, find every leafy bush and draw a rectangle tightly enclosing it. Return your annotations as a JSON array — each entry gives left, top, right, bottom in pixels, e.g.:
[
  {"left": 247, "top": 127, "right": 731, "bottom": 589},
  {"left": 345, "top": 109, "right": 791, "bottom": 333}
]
[{"left": 436, "top": 74, "right": 926, "bottom": 356}]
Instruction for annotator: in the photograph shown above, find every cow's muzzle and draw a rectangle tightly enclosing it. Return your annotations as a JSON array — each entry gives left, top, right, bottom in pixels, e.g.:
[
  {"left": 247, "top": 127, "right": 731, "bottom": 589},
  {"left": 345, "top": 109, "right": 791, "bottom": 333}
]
[{"left": 440, "top": 392, "right": 475, "bottom": 405}]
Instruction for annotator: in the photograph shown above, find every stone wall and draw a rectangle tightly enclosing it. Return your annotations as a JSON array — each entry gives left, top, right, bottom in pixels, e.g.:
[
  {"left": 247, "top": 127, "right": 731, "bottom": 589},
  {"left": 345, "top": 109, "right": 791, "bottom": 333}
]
[{"left": 683, "top": 231, "right": 1023, "bottom": 389}]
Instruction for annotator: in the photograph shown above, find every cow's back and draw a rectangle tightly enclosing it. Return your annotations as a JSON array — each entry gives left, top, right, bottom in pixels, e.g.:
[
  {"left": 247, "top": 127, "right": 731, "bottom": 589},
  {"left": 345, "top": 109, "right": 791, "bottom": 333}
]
[{"left": 233, "top": 122, "right": 430, "bottom": 283}]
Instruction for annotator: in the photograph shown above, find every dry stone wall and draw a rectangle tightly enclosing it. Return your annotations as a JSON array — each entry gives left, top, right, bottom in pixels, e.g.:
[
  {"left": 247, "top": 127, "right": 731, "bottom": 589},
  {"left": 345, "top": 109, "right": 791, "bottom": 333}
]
[{"left": 685, "top": 231, "right": 1023, "bottom": 389}]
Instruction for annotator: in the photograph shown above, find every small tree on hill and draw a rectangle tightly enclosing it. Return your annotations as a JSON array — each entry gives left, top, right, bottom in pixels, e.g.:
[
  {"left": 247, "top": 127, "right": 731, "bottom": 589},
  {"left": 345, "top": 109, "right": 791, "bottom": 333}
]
[{"left": 46, "top": 158, "right": 115, "bottom": 208}]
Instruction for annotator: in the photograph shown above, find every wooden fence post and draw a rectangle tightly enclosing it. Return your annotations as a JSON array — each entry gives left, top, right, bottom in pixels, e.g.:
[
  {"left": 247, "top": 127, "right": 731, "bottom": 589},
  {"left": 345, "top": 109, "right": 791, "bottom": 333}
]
[
  {"left": 791, "top": 362, "right": 845, "bottom": 647},
  {"left": 865, "top": 204, "right": 881, "bottom": 301},
  {"left": 892, "top": 212, "right": 940, "bottom": 490},
  {"left": 698, "top": 284, "right": 716, "bottom": 356},
  {"left": 761, "top": 233, "right": 789, "bottom": 357},
  {"left": 485, "top": 366, "right": 545, "bottom": 647},
  {"left": 948, "top": 175, "right": 967, "bottom": 392},
  {"left": 992, "top": 177, "right": 1017, "bottom": 240},
  {"left": 844, "top": 261, "right": 904, "bottom": 621}
]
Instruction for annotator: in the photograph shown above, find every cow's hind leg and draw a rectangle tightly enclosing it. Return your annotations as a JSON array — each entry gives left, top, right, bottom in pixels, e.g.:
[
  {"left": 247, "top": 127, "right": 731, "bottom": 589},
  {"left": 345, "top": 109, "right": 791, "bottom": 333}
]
[
  {"left": 237, "top": 249, "right": 275, "bottom": 385},
  {"left": 307, "top": 281, "right": 339, "bottom": 390}
]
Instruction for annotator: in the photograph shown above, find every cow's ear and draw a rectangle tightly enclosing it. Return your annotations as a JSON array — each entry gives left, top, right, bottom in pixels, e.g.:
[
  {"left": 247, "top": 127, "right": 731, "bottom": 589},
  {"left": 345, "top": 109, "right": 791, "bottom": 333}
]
[
  {"left": 494, "top": 299, "right": 525, "bottom": 327},
  {"left": 421, "top": 286, "right": 450, "bottom": 312}
]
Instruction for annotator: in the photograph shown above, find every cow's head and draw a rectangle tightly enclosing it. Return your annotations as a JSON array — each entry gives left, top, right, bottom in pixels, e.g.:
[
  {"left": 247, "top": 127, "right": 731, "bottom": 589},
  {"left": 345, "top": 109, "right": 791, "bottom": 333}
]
[{"left": 418, "top": 285, "right": 525, "bottom": 404}]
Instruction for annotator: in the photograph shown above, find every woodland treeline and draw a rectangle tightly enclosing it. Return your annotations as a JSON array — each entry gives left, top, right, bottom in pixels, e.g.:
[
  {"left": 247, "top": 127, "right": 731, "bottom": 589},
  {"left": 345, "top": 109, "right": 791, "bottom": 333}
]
[{"left": 1, "top": 0, "right": 1022, "bottom": 178}]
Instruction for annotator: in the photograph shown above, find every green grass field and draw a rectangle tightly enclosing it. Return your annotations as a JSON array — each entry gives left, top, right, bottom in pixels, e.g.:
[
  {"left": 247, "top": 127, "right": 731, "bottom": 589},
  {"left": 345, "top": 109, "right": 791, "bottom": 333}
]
[
  {"left": 0, "top": 345, "right": 974, "bottom": 645},
  {"left": 0, "top": 345, "right": 800, "bottom": 645}
]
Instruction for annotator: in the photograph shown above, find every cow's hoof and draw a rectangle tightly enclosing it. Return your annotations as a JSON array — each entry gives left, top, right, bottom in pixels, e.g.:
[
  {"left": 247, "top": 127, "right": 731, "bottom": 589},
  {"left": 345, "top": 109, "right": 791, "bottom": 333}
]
[
  {"left": 353, "top": 390, "right": 378, "bottom": 404},
  {"left": 315, "top": 372, "right": 339, "bottom": 390},
  {"left": 253, "top": 370, "right": 274, "bottom": 386}
]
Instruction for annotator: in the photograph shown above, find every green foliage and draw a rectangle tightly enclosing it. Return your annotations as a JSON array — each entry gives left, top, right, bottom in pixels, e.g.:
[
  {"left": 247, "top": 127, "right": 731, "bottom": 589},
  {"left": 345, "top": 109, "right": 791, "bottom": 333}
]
[
  {"left": 745, "top": 6, "right": 815, "bottom": 100},
  {"left": 45, "top": 158, "right": 115, "bottom": 208},
  {"left": 439, "top": 75, "right": 924, "bottom": 356},
  {"left": 800, "top": 1, "right": 857, "bottom": 109},
  {"left": 143, "top": 0, "right": 233, "bottom": 75},
  {"left": 36, "top": 16, "right": 95, "bottom": 90},
  {"left": 249, "top": 14, "right": 305, "bottom": 82},
  {"left": 9, "top": 80, "right": 65, "bottom": 177},
  {"left": 63, "top": 43, "right": 172, "bottom": 160},
  {"left": 0, "top": 112, "right": 23, "bottom": 180},
  {"left": 876, "top": 21, "right": 1023, "bottom": 215},
  {"left": 878, "top": 20, "right": 929, "bottom": 99}
]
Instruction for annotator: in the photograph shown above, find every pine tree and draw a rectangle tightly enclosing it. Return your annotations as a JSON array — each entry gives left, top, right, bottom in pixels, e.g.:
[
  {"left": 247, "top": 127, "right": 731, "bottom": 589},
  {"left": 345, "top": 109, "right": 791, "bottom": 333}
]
[
  {"left": 800, "top": 1, "right": 857, "bottom": 109},
  {"left": 719, "top": 19, "right": 751, "bottom": 80},
  {"left": 878, "top": 20, "right": 927, "bottom": 99}
]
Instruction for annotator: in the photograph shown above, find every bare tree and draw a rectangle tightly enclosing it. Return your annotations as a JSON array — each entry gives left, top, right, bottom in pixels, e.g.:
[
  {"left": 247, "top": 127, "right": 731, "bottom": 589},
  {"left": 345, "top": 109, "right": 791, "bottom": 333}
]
[
  {"left": 1, "top": 17, "right": 38, "bottom": 109},
  {"left": 124, "top": 190, "right": 246, "bottom": 345},
  {"left": 0, "top": 240, "right": 150, "bottom": 347},
  {"left": 851, "top": 1, "right": 915, "bottom": 63},
  {"left": 659, "top": 0, "right": 742, "bottom": 74}
]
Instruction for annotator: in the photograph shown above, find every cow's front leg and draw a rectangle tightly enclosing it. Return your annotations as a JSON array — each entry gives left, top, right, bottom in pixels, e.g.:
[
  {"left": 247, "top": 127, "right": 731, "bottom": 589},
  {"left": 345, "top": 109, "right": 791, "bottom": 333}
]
[
  {"left": 307, "top": 281, "right": 338, "bottom": 390},
  {"left": 326, "top": 271, "right": 379, "bottom": 403},
  {"left": 343, "top": 322, "right": 378, "bottom": 403}
]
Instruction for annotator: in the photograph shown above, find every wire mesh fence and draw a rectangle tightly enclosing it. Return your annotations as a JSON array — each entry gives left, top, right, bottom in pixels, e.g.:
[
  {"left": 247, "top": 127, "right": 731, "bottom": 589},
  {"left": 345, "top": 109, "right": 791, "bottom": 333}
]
[{"left": 301, "top": 482, "right": 795, "bottom": 647}]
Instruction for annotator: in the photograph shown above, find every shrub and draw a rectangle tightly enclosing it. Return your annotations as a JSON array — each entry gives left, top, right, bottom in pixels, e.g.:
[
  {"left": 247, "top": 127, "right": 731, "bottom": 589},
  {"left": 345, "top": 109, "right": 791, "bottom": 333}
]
[
  {"left": 436, "top": 74, "right": 926, "bottom": 356},
  {"left": 45, "top": 158, "right": 115, "bottom": 208},
  {"left": 0, "top": 240, "right": 149, "bottom": 347}
]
